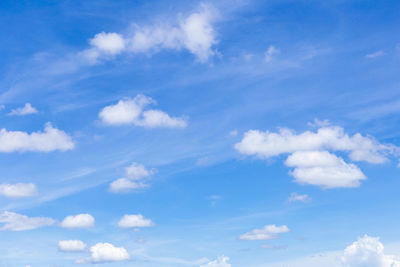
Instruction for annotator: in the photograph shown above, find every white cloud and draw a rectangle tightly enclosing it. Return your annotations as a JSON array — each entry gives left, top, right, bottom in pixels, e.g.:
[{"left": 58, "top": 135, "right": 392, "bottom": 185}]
[
  {"left": 235, "top": 125, "right": 395, "bottom": 164},
  {"left": 366, "top": 50, "right": 386, "bottom": 58},
  {"left": 109, "top": 162, "right": 155, "bottom": 193},
  {"left": 125, "top": 162, "right": 154, "bottom": 179},
  {"left": 285, "top": 151, "right": 366, "bottom": 188},
  {"left": 235, "top": 124, "right": 399, "bottom": 189},
  {"left": 89, "top": 243, "right": 130, "bottom": 263},
  {"left": 58, "top": 240, "right": 87, "bottom": 252},
  {"left": 265, "top": 45, "right": 280, "bottom": 62},
  {"left": 239, "top": 224, "right": 290, "bottom": 241},
  {"left": 8, "top": 103, "right": 38, "bottom": 116},
  {"left": 85, "top": 4, "right": 217, "bottom": 63},
  {"left": 288, "top": 192, "right": 311, "bottom": 203},
  {"left": 99, "top": 95, "right": 187, "bottom": 128},
  {"left": 0, "top": 183, "right": 37, "bottom": 198},
  {"left": 200, "top": 256, "right": 231, "bottom": 267},
  {"left": 0, "top": 123, "right": 74, "bottom": 153},
  {"left": 83, "top": 32, "right": 126, "bottom": 64},
  {"left": 60, "top": 214, "right": 95, "bottom": 229},
  {"left": 109, "top": 178, "right": 148, "bottom": 193},
  {"left": 90, "top": 32, "right": 125, "bottom": 55},
  {"left": 0, "top": 211, "right": 55, "bottom": 231},
  {"left": 118, "top": 214, "right": 154, "bottom": 228},
  {"left": 342, "top": 235, "right": 400, "bottom": 267}
]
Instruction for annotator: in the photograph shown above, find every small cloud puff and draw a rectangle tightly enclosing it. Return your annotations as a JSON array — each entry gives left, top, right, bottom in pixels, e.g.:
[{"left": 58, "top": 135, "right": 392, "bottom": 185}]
[
  {"left": 0, "top": 183, "right": 37, "bottom": 198},
  {"left": 200, "top": 256, "right": 231, "bottom": 267},
  {"left": 99, "top": 94, "right": 187, "bottom": 128},
  {"left": 77, "top": 243, "right": 130, "bottom": 263},
  {"left": 239, "top": 224, "right": 290, "bottom": 241},
  {"left": 118, "top": 214, "right": 154, "bottom": 228},
  {"left": 8, "top": 103, "right": 38, "bottom": 116},
  {"left": 58, "top": 240, "right": 87, "bottom": 252},
  {"left": 60, "top": 214, "right": 95, "bottom": 229}
]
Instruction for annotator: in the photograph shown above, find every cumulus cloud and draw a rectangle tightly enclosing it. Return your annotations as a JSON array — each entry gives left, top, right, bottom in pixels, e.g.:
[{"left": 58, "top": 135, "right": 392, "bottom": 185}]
[
  {"left": 118, "top": 214, "right": 154, "bottom": 228},
  {"left": 200, "top": 256, "right": 231, "bottom": 267},
  {"left": 79, "top": 243, "right": 130, "bottom": 263},
  {"left": 285, "top": 151, "right": 366, "bottom": 188},
  {"left": 8, "top": 103, "right": 38, "bottom": 116},
  {"left": 58, "top": 240, "right": 87, "bottom": 252},
  {"left": 0, "top": 183, "right": 37, "bottom": 198},
  {"left": 0, "top": 211, "right": 55, "bottom": 231},
  {"left": 239, "top": 224, "right": 290, "bottom": 241},
  {"left": 288, "top": 192, "right": 311, "bottom": 203},
  {"left": 84, "top": 4, "right": 218, "bottom": 63},
  {"left": 0, "top": 123, "right": 74, "bottom": 153},
  {"left": 109, "top": 162, "right": 155, "bottom": 193},
  {"left": 99, "top": 95, "right": 187, "bottom": 128},
  {"left": 60, "top": 214, "right": 95, "bottom": 229},
  {"left": 235, "top": 124, "right": 399, "bottom": 189},
  {"left": 109, "top": 178, "right": 148, "bottom": 193},
  {"left": 342, "top": 235, "right": 400, "bottom": 267}
]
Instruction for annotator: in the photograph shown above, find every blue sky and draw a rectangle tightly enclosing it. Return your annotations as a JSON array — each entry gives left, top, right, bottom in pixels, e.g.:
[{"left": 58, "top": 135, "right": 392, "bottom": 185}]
[{"left": 0, "top": 0, "right": 400, "bottom": 266}]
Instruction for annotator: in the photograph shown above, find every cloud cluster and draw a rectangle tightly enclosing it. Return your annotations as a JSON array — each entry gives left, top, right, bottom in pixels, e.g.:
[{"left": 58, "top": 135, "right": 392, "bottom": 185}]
[
  {"left": 0, "top": 211, "right": 55, "bottom": 231},
  {"left": 0, "top": 183, "right": 37, "bottom": 198},
  {"left": 235, "top": 124, "right": 398, "bottom": 188},
  {"left": 0, "top": 123, "right": 74, "bottom": 153},
  {"left": 342, "top": 235, "right": 400, "bottom": 267},
  {"left": 84, "top": 4, "right": 218, "bottom": 63},
  {"left": 109, "top": 162, "right": 155, "bottom": 193},
  {"left": 118, "top": 214, "right": 154, "bottom": 228},
  {"left": 200, "top": 256, "right": 231, "bottom": 267},
  {"left": 99, "top": 94, "right": 187, "bottom": 128},
  {"left": 58, "top": 240, "right": 87, "bottom": 252},
  {"left": 60, "top": 214, "right": 95, "bottom": 229},
  {"left": 239, "top": 224, "right": 290, "bottom": 241},
  {"left": 8, "top": 103, "right": 38, "bottom": 116}
]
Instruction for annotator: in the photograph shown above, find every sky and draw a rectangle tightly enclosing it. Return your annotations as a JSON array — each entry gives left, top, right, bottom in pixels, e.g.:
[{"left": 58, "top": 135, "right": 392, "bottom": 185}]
[{"left": 0, "top": 0, "right": 400, "bottom": 266}]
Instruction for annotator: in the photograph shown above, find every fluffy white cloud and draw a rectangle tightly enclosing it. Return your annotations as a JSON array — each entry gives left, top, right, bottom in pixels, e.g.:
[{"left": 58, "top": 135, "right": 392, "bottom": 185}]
[
  {"left": 90, "top": 32, "right": 125, "bottom": 55},
  {"left": 99, "top": 95, "right": 187, "bottom": 128},
  {"left": 118, "top": 214, "right": 154, "bottom": 228},
  {"left": 89, "top": 242, "right": 130, "bottom": 263},
  {"left": 235, "top": 124, "right": 399, "bottom": 189},
  {"left": 285, "top": 151, "right": 366, "bottom": 188},
  {"left": 235, "top": 125, "right": 396, "bottom": 164},
  {"left": 200, "top": 256, "right": 231, "bottom": 267},
  {"left": 342, "top": 235, "right": 400, "bottom": 267},
  {"left": 109, "top": 178, "right": 148, "bottom": 193},
  {"left": 85, "top": 4, "right": 217, "bottom": 63},
  {"left": 8, "top": 103, "right": 38, "bottom": 116},
  {"left": 239, "top": 224, "right": 290, "bottom": 241},
  {"left": 58, "top": 240, "right": 87, "bottom": 252},
  {"left": 60, "top": 214, "right": 95, "bottom": 229},
  {"left": 0, "top": 183, "right": 37, "bottom": 198},
  {"left": 288, "top": 192, "right": 311, "bottom": 203},
  {"left": 0, "top": 211, "right": 55, "bottom": 231},
  {"left": 109, "top": 162, "right": 155, "bottom": 193},
  {"left": 0, "top": 123, "right": 74, "bottom": 153}
]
